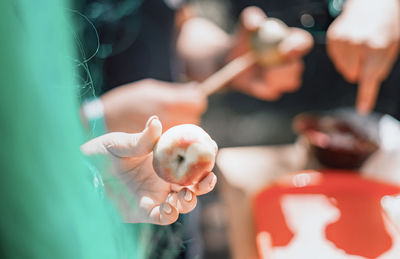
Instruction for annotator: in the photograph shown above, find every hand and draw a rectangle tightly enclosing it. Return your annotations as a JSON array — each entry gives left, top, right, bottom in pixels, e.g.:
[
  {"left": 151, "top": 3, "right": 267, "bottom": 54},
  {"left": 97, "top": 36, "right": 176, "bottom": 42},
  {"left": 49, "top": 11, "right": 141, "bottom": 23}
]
[
  {"left": 101, "top": 79, "right": 207, "bottom": 133},
  {"left": 176, "top": 16, "right": 233, "bottom": 81},
  {"left": 229, "top": 6, "right": 314, "bottom": 101},
  {"left": 327, "top": 0, "right": 400, "bottom": 114},
  {"left": 81, "top": 116, "right": 217, "bottom": 225}
]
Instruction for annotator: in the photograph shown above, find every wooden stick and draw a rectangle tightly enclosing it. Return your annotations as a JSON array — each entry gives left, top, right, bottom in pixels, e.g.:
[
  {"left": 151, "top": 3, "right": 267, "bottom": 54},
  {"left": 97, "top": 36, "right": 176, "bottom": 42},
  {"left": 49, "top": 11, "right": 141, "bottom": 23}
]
[{"left": 200, "top": 52, "right": 257, "bottom": 96}]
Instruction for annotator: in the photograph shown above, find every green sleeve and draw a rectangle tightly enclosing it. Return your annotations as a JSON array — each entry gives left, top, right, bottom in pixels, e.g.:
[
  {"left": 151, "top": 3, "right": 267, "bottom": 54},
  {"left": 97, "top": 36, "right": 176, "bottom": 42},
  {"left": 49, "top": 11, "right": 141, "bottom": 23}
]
[{"left": 0, "top": 1, "right": 144, "bottom": 258}]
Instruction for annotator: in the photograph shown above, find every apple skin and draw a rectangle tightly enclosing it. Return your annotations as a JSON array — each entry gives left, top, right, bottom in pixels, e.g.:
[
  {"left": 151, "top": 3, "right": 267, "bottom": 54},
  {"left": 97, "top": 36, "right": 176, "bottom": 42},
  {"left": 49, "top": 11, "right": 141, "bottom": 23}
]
[{"left": 152, "top": 124, "right": 218, "bottom": 186}]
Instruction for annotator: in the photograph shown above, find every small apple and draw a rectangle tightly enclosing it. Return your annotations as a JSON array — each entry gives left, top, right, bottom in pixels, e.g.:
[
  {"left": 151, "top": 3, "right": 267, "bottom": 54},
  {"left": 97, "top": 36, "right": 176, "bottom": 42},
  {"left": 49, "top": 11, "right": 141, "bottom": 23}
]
[{"left": 153, "top": 124, "right": 218, "bottom": 186}]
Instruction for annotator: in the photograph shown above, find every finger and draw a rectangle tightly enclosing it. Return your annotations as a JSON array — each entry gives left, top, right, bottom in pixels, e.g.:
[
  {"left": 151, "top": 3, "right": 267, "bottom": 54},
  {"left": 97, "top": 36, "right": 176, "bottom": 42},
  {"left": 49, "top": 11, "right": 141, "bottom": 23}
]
[
  {"left": 230, "top": 63, "right": 260, "bottom": 93},
  {"left": 327, "top": 38, "right": 350, "bottom": 77},
  {"left": 356, "top": 44, "right": 397, "bottom": 115},
  {"left": 326, "top": 36, "right": 340, "bottom": 68},
  {"left": 326, "top": 22, "right": 364, "bottom": 83},
  {"left": 240, "top": 6, "right": 267, "bottom": 33},
  {"left": 192, "top": 172, "right": 217, "bottom": 196},
  {"left": 341, "top": 44, "right": 363, "bottom": 83},
  {"left": 278, "top": 28, "right": 314, "bottom": 60},
  {"left": 326, "top": 25, "right": 350, "bottom": 77},
  {"left": 230, "top": 6, "right": 267, "bottom": 60},
  {"left": 357, "top": 76, "right": 380, "bottom": 115},
  {"left": 177, "top": 188, "right": 198, "bottom": 214},
  {"left": 263, "top": 60, "right": 303, "bottom": 93},
  {"left": 328, "top": 39, "right": 363, "bottom": 83},
  {"left": 241, "top": 71, "right": 284, "bottom": 101},
  {"left": 81, "top": 116, "right": 162, "bottom": 158},
  {"left": 250, "top": 79, "right": 282, "bottom": 101},
  {"left": 357, "top": 54, "right": 382, "bottom": 115},
  {"left": 166, "top": 192, "right": 178, "bottom": 208},
  {"left": 374, "top": 42, "right": 400, "bottom": 79},
  {"left": 148, "top": 202, "right": 179, "bottom": 225}
]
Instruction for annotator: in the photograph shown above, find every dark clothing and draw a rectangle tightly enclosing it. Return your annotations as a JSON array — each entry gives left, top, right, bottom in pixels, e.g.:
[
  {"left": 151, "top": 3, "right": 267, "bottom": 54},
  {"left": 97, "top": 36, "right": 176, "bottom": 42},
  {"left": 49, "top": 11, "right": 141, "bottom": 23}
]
[
  {"left": 100, "top": 0, "right": 177, "bottom": 88},
  {"left": 80, "top": 0, "right": 179, "bottom": 94}
]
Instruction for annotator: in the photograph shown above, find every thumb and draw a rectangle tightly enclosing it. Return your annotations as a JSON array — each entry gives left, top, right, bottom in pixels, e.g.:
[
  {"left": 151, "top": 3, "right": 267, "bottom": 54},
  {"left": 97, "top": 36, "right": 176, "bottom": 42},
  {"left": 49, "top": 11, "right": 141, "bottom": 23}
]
[
  {"left": 278, "top": 27, "right": 314, "bottom": 60},
  {"left": 230, "top": 6, "right": 267, "bottom": 58},
  {"left": 240, "top": 6, "right": 267, "bottom": 33},
  {"left": 357, "top": 76, "right": 381, "bottom": 115},
  {"left": 356, "top": 60, "right": 382, "bottom": 115},
  {"left": 81, "top": 116, "right": 162, "bottom": 158}
]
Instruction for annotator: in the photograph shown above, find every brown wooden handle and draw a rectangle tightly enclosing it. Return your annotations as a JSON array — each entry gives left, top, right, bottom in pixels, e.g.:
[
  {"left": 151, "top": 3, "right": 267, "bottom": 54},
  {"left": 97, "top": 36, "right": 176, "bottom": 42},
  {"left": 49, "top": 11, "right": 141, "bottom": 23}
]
[{"left": 199, "top": 52, "right": 256, "bottom": 96}]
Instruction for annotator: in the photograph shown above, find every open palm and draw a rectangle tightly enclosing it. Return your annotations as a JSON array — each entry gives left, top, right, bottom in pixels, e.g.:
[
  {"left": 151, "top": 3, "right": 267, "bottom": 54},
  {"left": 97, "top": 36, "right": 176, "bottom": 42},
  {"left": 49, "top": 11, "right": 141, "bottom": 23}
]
[{"left": 81, "top": 116, "right": 217, "bottom": 225}]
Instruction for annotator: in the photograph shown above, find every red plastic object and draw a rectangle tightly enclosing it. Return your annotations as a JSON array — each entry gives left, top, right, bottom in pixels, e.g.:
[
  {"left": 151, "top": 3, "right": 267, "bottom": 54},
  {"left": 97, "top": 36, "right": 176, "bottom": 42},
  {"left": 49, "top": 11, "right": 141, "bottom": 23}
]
[{"left": 253, "top": 170, "right": 400, "bottom": 258}]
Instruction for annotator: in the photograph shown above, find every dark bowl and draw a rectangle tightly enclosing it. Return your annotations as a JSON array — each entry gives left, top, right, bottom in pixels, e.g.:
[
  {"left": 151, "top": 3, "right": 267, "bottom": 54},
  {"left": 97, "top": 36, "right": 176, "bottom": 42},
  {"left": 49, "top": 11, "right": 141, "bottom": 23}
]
[{"left": 293, "top": 110, "right": 380, "bottom": 169}]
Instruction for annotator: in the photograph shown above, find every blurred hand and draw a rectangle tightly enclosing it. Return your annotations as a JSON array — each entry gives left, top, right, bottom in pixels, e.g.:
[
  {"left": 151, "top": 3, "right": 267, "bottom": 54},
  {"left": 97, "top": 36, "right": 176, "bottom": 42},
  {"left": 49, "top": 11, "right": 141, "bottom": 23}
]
[
  {"left": 101, "top": 79, "right": 207, "bottom": 133},
  {"left": 81, "top": 116, "right": 217, "bottom": 225},
  {"left": 229, "top": 6, "right": 314, "bottom": 101},
  {"left": 177, "top": 16, "right": 233, "bottom": 81},
  {"left": 327, "top": 0, "right": 400, "bottom": 114}
]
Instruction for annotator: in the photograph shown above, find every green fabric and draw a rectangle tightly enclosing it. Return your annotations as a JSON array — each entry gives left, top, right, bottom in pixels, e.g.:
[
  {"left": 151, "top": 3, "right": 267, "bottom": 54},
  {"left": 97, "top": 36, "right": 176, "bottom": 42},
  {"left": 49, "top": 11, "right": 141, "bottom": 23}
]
[{"left": 0, "top": 1, "right": 145, "bottom": 258}]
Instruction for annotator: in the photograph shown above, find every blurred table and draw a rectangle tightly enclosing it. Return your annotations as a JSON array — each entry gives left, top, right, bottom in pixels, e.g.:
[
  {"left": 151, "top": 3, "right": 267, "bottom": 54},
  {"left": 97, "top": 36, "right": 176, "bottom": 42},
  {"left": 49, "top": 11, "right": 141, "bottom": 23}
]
[{"left": 216, "top": 138, "right": 400, "bottom": 259}]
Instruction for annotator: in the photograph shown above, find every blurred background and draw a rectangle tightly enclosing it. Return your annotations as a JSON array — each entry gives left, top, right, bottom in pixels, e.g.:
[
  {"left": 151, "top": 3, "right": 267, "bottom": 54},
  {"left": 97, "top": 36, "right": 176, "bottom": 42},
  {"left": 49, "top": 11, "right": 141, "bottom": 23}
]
[{"left": 74, "top": 0, "right": 400, "bottom": 258}]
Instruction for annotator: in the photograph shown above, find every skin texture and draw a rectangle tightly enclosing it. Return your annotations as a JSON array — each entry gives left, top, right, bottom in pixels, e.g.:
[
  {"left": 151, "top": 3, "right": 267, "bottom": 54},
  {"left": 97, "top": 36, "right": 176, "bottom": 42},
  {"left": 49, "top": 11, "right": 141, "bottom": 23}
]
[
  {"left": 81, "top": 116, "right": 217, "bottom": 225},
  {"left": 101, "top": 79, "right": 207, "bottom": 133},
  {"left": 327, "top": 0, "right": 400, "bottom": 114},
  {"left": 228, "top": 7, "right": 314, "bottom": 101}
]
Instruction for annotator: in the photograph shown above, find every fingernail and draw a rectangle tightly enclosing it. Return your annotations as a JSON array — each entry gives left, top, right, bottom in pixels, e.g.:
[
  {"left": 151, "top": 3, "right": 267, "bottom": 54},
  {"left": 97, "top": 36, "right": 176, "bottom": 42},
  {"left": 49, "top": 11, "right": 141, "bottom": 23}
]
[
  {"left": 145, "top": 115, "right": 159, "bottom": 128},
  {"left": 209, "top": 175, "right": 217, "bottom": 189},
  {"left": 184, "top": 189, "right": 193, "bottom": 202},
  {"left": 162, "top": 203, "right": 172, "bottom": 214},
  {"left": 168, "top": 193, "right": 175, "bottom": 205}
]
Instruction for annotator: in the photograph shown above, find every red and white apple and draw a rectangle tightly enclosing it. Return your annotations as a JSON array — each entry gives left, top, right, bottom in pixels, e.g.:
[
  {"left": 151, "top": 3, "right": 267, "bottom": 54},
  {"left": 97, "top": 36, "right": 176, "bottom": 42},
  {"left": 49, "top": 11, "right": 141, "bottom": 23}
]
[{"left": 152, "top": 124, "right": 218, "bottom": 186}]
